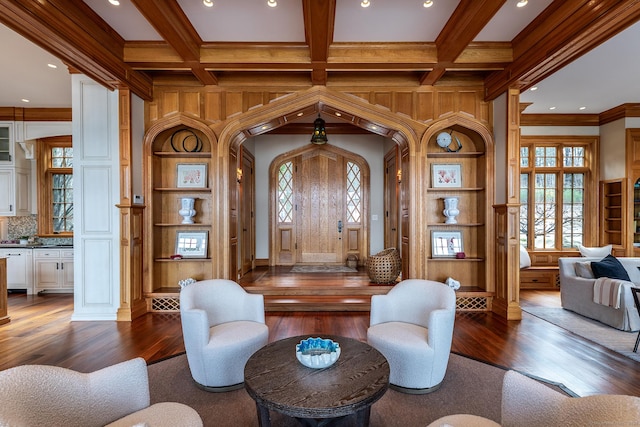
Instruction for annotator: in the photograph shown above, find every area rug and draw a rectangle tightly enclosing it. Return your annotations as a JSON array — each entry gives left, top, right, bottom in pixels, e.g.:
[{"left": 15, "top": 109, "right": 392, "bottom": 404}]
[
  {"left": 523, "top": 306, "right": 640, "bottom": 363},
  {"left": 290, "top": 265, "right": 357, "bottom": 273},
  {"left": 147, "top": 352, "right": 570, "bottom": 427}
]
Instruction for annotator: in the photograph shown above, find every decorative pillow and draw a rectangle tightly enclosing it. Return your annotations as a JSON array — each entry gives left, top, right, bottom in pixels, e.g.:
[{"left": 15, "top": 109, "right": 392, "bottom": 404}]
[
  {"left": 574, "top": 261, "right": 594, "bottom": 279},
  {"left": 520, "top": 245, "right": 532, "bottom": 269},
  {"left": 590, "top": 255, "right": 630, "bottom": 281},
  {"left": 577, "top": 244, "right": 612, "bottom": 258}
]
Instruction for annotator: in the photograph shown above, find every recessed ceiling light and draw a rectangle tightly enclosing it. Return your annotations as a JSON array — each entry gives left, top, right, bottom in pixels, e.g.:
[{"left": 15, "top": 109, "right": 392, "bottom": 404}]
[
  {"left": 21, "top": 99, "right": 30, "bottom": 103},
  {"left": 516, "top": 0, "right": 528, "bottom": 7},
  {"left": 108, "top": 0, "right": 120, "bottom": 6},
  {"left": 423, "top": 1, "right": 434, "bottom": 7},
  {"left": 579, "top": 107, "right": 586, "bottom": 110},
  {"left": 361, "top": 0, "right": 371, "bottom": 8},
  {"left": 529, "top": 86, "right": 538, "bottom": 91},
  {"left": 297, "top": 112, "right": 304, "bottom": 117},
  {"left": 267, "top": 0, "right": 277, "bottom": 7},
  {"left": 549, "top": 106, "right": 556, "bottom": 110},
  {"left": 203, "top": 0, "right": 213, "bottom": 7},
  {"left": 335, "top": 112, "right": 342, "bottom": 117},
  {"left": 47, "top": 63, "right": 57, "bottom": 69}
]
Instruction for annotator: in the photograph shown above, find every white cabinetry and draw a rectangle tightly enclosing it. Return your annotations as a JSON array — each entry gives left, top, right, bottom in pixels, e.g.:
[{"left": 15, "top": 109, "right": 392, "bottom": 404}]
[
  {"left": 0, "top": 249, "right": 34, "bottom": 294},
  {"left": 0, "top": 122, "right": 31, "bottom": 216},
  {"left": 34, "top": 248, "right": 74, "bottom": 293}
]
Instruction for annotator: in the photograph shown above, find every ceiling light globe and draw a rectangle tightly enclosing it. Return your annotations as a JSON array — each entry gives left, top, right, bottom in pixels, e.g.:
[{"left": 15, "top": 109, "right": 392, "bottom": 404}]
[
  {"left": 203, "top": 0, "right": 213, "bottom": 7},
  {"left": 423, "top": 1, "right": 433, "bottom": 8},
  {"left": 361, "top": 0, "right": 371, "bottom": 8},
  {"left": 267, "top": 0, "right": 277, "bottom": 7}
]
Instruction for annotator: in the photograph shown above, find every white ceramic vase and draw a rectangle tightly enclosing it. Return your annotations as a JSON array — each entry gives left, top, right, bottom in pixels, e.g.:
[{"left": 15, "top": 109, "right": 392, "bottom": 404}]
[
  {"left": 442, "top": 197, "right": 460, "bottom": 224},
  {"left": 179, "top": 197, "right": 196, "bottom": 224}
]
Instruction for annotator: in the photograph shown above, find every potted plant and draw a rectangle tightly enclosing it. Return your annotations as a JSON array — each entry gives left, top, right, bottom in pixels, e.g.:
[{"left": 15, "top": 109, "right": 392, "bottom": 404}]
[{"left": 18, "top": 236, "right": 29, "bottom": 245}]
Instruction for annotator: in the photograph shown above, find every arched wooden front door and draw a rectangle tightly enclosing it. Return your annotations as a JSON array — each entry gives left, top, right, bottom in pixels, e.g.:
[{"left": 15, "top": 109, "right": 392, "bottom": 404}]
[{"left": 271, "top": 144, "right": 369, "bottom": 266}]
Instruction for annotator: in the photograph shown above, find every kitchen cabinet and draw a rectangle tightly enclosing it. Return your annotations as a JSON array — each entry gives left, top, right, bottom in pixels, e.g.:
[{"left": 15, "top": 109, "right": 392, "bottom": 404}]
[
  {"left": 0, "top": 248, "right": 34, "bottom": 294},
  {"left": 0, "top": 122, "right": 31, "bottom": 216},
  {"left": 0, "top": 167, "right": 30, "bottom": 216},
  {"left": 34, "top": 248, "right": 74, "bottom": 293}
]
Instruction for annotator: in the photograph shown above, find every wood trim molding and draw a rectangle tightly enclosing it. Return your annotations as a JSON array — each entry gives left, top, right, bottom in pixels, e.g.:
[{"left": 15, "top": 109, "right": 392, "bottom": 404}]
[
  {"left": 520, "top": 113, "right": 599, "bottom": 127},
  {"left": 0, "top": 107, "right": 72, "bottom": 122},
  {"left": 485, "top": 0, "right": 640, "bottom": 100},
  {"left": 599, "top": 103, "right": 640, "bottom": 125}
]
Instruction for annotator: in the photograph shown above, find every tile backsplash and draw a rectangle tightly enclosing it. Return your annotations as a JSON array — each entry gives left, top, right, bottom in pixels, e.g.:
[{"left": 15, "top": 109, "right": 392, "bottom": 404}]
[{"left": 3, "top": 215, "right": 73, "bottom": 246}]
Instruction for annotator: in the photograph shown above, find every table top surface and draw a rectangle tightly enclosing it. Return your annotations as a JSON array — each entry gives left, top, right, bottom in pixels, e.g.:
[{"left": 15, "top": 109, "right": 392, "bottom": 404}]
[{"left": 244, "top": 335, "right": 389, "bottom": 419}]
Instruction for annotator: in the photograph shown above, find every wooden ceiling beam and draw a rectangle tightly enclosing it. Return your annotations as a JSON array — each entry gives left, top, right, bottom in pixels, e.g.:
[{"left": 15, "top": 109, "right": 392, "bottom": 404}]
[
  {"left": 436, "top": 0, "right": 507, "bottom": 62},
  {"left": 303, "top": 0, "right": 335, "bottom": 85},
  {"left": 0, "top": 0, "right": 153, "bottom": 100},
  {"left": 422, "top": 0, "right": 506, "bottom": 85},
  {"left": 485, "top": 0, "right": 640, "bottom": 100},
  {"left": 130, "top": 0, "right": 216, "bottom": 85}
]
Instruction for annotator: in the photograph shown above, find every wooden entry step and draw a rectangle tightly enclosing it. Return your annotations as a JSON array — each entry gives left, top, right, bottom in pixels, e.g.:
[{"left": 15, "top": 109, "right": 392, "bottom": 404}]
[
  {"left": 243, "top": 283, "right": 393, "bottom": 312},
  {"left": 144, "top": 284, "right": 493, "bottom": 313}
]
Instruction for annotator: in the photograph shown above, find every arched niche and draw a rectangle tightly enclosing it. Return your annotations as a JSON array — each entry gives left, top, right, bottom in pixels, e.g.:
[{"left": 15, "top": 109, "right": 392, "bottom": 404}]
[
  {"left": 142, "top": 114, "right": 219, "bottom": 292},
  {"left": 213, "top": 86, "right": 423, "bottom": 279},
  {"left": 419, "top": 113, "right": 496, "bottom": 295}
]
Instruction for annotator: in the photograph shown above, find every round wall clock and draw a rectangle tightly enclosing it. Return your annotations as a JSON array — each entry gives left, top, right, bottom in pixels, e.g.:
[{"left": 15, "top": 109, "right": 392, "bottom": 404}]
[{"left": 436, "top": 131, "right": 462, "bottom": 152}]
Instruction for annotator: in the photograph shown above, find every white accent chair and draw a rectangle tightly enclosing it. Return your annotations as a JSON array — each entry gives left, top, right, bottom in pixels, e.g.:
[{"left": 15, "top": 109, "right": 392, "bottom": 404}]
[
  {"left": 367, "top": 279, "right": 456, "bottom": 394},
  {"left": 0, "top": 357, "right": 203, "bottom": 427},
  {"left": 180, "top": 279, "right": 269, "bottom": 391},
  {"left": 427, "top": 370, "right": 640, "bottom": 427}
]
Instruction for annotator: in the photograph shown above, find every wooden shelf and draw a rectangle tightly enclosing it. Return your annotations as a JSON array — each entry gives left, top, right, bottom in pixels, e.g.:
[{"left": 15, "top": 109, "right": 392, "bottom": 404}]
[
  {"left": 427, "top": 223, "right": 484, "bottom": 227},
  {"left": 153, "top": 151, "right": 210, "bottom": 158},
  {"left": 154, "top": 223, "right": 212, "bottom": 227},
  {"left": 427, "top": 187, "right": 484, "bottom": 192},
  {"left": 154, "top": 187, "right": 211, "bottom": 192},
  {"left": 429, "top": 257, "right": 484, "bottom": 262},
  {"left": 428, "top": 152, "right": 485, "bottom": 158},
  {"left": 155, "top": 257, "right": 211, "bottom": 262}
]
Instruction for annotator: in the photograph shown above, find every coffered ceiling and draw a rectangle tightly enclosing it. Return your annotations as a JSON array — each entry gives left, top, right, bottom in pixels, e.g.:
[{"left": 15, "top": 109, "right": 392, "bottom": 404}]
[{"left": 1, "top": 0, "right": 639, "bottom": 115}]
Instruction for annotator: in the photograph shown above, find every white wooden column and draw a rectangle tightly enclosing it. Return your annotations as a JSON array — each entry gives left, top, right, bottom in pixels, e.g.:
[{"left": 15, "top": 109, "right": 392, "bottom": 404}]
[{"left": 71, "top": 75, "right": 121, "bottom": 321}]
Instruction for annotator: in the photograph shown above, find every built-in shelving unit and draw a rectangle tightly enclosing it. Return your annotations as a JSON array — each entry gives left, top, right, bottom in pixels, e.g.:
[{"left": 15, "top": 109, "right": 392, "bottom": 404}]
[
  {"left": 425, "top": 129, "right": 488, "bottom": 295},
  {"left": 600, "top": 179, "right": 625, "bottom": 248},
  {"left": 146, "top": 128, "right": 213, "bottom": 294}
]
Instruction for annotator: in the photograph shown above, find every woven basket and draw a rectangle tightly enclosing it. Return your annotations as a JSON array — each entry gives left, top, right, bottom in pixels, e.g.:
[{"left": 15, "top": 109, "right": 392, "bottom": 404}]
[{"left": 367, "top": 248, "right": 401, "bottom": 284}]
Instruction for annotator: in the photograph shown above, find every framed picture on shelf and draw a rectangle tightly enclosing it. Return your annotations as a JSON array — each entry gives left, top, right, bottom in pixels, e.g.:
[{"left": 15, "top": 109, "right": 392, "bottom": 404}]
[
  {"left": 175, "top": 231, "right": 209, "bottom": 258},
  {"left": 432, "top": 231, "right": 463, "bottom": 258},
  {"left": 432, "top": 163, "right": 462, "bottom": 188},
  {"left": 176, "top": 163, "right": 208, "bottom": 188}
]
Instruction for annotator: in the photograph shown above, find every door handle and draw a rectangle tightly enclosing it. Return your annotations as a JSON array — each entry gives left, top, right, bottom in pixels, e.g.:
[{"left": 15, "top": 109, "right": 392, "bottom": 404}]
[{"left": 338, "top": 220, "right": 343, "bottom": 233}]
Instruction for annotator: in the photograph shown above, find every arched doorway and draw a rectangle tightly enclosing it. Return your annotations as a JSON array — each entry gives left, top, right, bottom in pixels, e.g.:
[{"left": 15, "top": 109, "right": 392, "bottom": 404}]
[
  {"left": 216, "top": 87, "right": 421, "bottom": 279},
  {"left": 269, "top": 143, "right": 370, "bottom": 266}
]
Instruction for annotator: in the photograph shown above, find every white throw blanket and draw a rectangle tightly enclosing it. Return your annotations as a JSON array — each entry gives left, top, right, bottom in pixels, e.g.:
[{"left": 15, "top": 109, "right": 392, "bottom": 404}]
[{"left": 593, "top": 277, "right": 627, "bottom": 309}]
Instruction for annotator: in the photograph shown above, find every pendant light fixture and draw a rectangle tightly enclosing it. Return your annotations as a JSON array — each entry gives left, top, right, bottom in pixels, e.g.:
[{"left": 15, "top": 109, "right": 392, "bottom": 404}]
[{"left": 311, "top": 114, "right": 328, "bottom": 144}]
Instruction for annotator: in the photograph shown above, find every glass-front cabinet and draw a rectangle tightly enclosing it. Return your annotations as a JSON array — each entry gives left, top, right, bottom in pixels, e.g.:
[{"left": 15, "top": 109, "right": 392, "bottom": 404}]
[{"left": 0, "top": 123, "right": 13, "bottom": 163}]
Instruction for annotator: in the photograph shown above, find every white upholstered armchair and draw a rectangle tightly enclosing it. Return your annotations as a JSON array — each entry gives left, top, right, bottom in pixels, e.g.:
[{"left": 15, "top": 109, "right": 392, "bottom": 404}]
[
  {"left": 0, "top": 357, "right": 202, "bottom": 427},
  {"left": 180, "top": 279, "right": 269, "bottom": 391},
  {"left": 367, "top": 279, "right": 456, "bottom": 394}
]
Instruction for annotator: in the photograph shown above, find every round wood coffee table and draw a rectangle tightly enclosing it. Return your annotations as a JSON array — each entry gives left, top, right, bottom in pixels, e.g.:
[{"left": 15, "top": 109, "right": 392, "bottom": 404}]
[{"left": 244, "top": 335, "right": 389, "bottom": 427}]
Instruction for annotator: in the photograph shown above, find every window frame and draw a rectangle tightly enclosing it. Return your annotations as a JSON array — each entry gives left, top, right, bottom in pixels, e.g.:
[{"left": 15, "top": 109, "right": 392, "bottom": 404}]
[
  {"left": 36, "top": 135, "right": 73, "bottom": 237},
  {"left": 520, "top": 135, "right": 598, "bottom": 251}
]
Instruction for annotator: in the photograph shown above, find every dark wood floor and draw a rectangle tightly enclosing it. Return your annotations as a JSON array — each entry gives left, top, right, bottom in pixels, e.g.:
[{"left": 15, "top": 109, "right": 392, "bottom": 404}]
[{"left": 1, "top": 269, "right": 639, "bottom": 398}]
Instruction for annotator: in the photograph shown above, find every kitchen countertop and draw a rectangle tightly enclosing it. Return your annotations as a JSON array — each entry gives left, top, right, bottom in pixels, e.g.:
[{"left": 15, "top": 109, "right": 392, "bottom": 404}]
[{"left": 0, "top": 244, "right": 73, "bottom": 249}]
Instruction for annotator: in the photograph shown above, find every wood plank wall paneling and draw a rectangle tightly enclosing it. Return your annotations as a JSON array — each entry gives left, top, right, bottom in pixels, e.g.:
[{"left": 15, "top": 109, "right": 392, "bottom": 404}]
[
  {"left": 148, "top": 86, "right": 491, "bottom": 127},
  {"left": 204, "top": 92, "right": 223, "bottom": 122}
]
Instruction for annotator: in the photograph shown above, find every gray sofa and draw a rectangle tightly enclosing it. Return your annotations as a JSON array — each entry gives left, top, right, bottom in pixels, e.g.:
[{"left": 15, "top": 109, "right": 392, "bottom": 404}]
[{"left": 558, "top": 257, "right": 640, "bottom": 332}]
